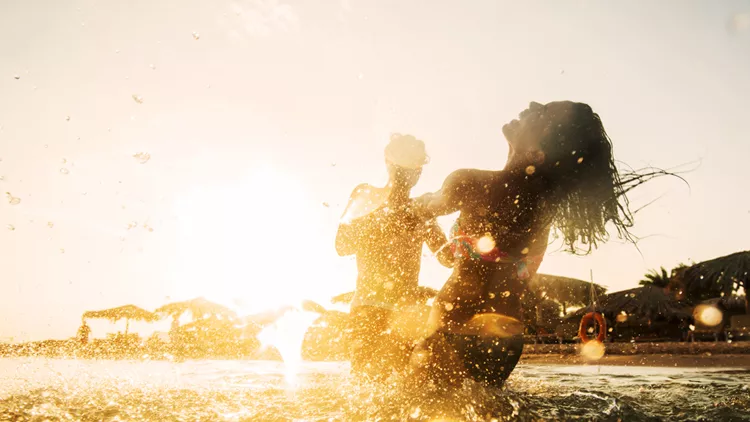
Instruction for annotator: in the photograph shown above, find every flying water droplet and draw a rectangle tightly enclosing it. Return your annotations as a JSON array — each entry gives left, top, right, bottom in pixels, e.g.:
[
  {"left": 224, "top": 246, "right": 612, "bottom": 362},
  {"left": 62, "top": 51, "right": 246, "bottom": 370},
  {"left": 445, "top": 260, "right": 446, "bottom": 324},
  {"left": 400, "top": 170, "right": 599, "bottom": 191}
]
[
  {"left": 65, "top": 116, "right": 70, "bottom": 121},
  {"left": 322, "top": 202, "right": 330, "bottom": 208},
  {"left": 133, "top": 152, "right": 150, "bottom": 163},
  {"left": 132, "top": 94, "right": 144, "bottom": 104},
  {"left": 5, "top": 192, "right": 20, "bottom": 205},
  {"left": 47, "top": 222, "right": 54, "bottom": 228},
  {"left": 192, "top": 32, "right": 201, "bottom": 40},
  {"left": 7, "top": 224, "right": 15, "bottom": 231},
  {"left": 13, "top": 74, "right": 20, "bottom": 80},
  {"left": 59, "top": 168, "right": 69, "bottom": 175},
  {"left": 149, "top": 64, "right": 156, "bottom": 70}
]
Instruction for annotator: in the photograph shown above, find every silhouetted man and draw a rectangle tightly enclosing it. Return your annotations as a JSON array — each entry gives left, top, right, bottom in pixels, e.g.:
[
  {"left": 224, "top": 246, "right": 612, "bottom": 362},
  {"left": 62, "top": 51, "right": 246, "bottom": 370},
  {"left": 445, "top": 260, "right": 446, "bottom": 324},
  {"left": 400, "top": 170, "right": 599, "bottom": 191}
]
[{"left": 336, "top": 134, "right": 453, "bottom": 379}]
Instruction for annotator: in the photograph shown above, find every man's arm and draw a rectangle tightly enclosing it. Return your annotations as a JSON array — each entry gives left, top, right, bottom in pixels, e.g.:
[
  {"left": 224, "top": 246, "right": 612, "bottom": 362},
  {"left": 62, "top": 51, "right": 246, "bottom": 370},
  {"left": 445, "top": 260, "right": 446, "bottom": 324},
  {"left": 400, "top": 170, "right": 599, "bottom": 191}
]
[
  {"left": 335, "top": 221, "right": 361, "bottom": 257},
  {"left": 424, "top": 219, "right": 454, "bottom": 268},
  {"left": 335, "top": 184, "right": 369, "bottom": 257}
]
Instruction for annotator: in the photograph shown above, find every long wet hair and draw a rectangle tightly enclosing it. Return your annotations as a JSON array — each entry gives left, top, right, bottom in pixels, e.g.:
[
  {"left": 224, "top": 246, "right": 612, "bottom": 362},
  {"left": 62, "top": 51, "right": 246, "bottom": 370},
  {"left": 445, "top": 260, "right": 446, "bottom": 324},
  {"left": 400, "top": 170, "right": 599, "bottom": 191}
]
[{"left": 534, "top": 102, "right": 660, "bottom": 254}]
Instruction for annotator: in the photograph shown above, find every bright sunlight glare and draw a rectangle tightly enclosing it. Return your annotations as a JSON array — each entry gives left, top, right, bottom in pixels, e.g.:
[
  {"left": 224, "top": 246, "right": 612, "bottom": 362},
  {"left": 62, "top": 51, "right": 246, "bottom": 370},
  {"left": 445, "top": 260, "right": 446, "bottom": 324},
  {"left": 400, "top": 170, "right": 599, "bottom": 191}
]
[{"left": 171, "top": 162, "right": 333, "bottom": 316}]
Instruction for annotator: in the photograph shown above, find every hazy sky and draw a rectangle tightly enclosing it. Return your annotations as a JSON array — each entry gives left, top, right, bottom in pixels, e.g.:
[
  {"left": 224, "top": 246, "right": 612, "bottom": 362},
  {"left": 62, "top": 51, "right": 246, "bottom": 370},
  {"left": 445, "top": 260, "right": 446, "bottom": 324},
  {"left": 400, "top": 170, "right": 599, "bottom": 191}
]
[{"left": 1, "top": 0, "right": 749, "bottom": 341}]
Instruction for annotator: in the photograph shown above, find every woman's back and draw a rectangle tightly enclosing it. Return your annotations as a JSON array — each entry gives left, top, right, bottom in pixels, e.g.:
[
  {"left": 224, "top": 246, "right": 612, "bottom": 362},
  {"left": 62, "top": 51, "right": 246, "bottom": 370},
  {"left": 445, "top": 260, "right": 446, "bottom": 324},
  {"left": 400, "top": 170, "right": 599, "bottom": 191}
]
[{"left": 447, "top": 168, "right": 550, "bottom": 264}]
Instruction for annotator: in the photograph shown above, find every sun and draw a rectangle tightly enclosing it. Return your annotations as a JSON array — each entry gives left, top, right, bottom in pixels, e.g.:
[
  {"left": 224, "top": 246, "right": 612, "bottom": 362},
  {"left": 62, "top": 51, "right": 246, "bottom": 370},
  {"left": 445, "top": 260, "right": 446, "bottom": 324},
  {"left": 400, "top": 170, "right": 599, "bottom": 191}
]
[{"left": 170, "top": 163, "right": 333, "bottom": 316}]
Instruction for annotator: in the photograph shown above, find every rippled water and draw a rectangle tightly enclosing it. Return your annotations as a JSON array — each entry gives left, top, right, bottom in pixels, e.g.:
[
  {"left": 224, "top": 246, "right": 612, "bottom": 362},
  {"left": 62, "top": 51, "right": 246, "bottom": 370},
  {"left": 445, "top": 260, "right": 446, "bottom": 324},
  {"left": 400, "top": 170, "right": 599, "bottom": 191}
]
[{"left": 1, "top": 358, "right": 749, "bottom": 421}]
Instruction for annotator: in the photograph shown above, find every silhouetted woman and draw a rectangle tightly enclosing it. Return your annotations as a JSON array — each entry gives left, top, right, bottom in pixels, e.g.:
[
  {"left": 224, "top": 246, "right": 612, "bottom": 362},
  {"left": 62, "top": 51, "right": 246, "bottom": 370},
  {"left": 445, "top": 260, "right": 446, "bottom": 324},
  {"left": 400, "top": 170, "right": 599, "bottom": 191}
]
[{"left": 413, "top": 101, "right": 641, "bottom": 387}]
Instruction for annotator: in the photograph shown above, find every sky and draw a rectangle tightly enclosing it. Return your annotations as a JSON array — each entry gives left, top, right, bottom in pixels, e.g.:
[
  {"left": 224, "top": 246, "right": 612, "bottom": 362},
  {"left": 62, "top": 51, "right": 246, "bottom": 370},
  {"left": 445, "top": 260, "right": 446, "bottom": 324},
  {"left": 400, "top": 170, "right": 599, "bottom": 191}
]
[{"left": 1, "top": 0, "right": 749, "bottom": 341}]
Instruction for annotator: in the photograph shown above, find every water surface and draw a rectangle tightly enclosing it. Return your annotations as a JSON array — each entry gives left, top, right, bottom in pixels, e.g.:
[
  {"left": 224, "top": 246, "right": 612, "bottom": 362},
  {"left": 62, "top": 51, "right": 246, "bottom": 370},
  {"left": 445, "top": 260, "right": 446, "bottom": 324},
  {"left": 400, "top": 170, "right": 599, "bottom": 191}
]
[{"left": 1, "top": 358, "right": 748, "bottom": 421}]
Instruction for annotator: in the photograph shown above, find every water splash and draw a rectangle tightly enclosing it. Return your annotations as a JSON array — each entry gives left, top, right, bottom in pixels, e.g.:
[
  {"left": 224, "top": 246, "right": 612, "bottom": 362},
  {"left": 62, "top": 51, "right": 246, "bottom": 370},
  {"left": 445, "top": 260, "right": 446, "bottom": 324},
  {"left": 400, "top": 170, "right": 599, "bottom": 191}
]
[
  {"left": 5, "top": 192, "right": 21, "bottom": 205},
  {"left": 133, "top": 152, "right": 150, "bottom": 164},
  {"left": 256, "top": 307, "right": 319, "bottom": 386}
]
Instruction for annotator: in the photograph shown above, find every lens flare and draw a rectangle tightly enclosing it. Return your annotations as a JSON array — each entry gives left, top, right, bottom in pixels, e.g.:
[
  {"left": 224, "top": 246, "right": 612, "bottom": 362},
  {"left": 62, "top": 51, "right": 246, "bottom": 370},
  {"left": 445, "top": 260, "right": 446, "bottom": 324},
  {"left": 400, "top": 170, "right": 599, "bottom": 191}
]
[
  {"left": 694, "top": 305, "right": 723, "bottom": 327},
  {"left": 580, "top": 340, "right": 605, "bottom": 361},
  {"left": 476, "top": 235, "right": 496, "bottom": 254},
  {"left": 257, "top": 307, "right": 319, "bottom": 386}
]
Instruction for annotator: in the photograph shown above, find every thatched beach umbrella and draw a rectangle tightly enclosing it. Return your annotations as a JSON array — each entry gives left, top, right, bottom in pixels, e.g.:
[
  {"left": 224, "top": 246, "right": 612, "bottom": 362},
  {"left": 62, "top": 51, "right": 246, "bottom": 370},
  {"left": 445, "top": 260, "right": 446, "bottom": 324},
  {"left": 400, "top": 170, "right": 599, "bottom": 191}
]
[
  {"left": 331, "top": 286, "right": 439, "bottom": 305},
  {"left": 83, "top": 304, "right": 158, "bottom": 334},
  {"left": 179, "top": 317, "right": 240, "bottom": 333},
  {"left": 528, "top": 273, "right": 607, "bottom": 315},
  {"left": 700, "top": 296, "right": 748, "bottom": 315},
  {"left": 676, "top": 251, "right": 750, "bottom": 312},
  {"left": 155, "top": 297, "right": 238, "bottom": 322},
  {"left": 568, "top": 285, "right": 691, "bottom": 323}
]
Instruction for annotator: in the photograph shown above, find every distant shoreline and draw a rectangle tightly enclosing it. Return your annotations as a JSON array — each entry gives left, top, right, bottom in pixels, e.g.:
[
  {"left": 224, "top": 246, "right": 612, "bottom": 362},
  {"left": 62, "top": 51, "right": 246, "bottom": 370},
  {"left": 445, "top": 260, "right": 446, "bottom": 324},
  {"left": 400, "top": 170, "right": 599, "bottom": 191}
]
[
  {"left": 520, "top": 341, "right": 750, "bottom": 367},
  {"left": 522, "top": 341, "right": 750, "bottom": 356},
  {"left": 2, "top": 340, "right": 750, "bottom": 368},
  {"left": 521, "top": 354, "right": 750, "bottom": 368}
]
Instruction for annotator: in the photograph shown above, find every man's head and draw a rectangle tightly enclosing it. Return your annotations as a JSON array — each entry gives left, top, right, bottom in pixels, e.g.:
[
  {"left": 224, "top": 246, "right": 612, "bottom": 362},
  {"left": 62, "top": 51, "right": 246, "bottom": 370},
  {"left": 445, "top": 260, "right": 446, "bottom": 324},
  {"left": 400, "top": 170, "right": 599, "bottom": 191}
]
[{"left": 384, "top": 133, "right": 428, "bottom": 189}]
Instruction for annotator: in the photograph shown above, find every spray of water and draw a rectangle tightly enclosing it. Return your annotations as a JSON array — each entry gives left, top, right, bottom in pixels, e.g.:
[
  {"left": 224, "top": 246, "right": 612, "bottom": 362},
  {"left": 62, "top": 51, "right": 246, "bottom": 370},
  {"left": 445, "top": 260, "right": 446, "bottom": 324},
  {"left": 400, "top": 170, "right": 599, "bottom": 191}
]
[{"left": 256, "top": 307, "right": 320, "bottom": 386}]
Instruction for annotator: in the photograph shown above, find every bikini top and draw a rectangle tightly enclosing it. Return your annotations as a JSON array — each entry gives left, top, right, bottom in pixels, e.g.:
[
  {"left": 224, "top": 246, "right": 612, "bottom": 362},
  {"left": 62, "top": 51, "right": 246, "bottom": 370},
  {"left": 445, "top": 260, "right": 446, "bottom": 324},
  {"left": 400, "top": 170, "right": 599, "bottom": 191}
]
[{"left": 449, "top": 222, "right": 543, "bottom": 281}]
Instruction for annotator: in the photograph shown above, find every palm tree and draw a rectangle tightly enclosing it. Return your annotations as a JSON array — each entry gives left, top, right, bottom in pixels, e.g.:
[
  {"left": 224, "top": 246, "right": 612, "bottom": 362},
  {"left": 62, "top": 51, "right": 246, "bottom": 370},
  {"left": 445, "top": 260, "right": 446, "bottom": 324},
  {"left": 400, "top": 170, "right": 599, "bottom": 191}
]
[{"left": 639, "top": 267, "right": 671, "bottom": 288}]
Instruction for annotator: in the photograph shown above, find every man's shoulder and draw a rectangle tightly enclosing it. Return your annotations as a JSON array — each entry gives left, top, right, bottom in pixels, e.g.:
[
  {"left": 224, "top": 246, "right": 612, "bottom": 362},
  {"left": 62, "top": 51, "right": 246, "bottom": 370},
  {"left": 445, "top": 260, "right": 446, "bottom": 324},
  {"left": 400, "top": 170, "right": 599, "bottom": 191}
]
[
  {"left": 350, "top": 183, "right": 380, "bottom": 195},
  {"left": 349, "top": 183, "right": 389, "bottom": 201}
]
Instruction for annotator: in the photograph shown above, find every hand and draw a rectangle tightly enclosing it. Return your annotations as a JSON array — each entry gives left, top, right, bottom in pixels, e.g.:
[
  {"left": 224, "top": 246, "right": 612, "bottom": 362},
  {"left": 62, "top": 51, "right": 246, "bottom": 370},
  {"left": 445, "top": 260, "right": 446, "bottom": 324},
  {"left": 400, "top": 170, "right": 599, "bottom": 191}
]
[{"left": 410, "top": 195, "right": 435, "bottom": 221}]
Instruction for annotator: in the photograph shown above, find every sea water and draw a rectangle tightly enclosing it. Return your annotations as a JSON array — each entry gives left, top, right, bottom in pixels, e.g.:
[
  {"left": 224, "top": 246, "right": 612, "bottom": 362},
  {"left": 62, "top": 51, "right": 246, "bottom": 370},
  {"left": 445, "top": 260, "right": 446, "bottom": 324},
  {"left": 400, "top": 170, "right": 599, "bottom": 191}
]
[{"left": 1, "top": 358, "right": 749, "bottom": 421}]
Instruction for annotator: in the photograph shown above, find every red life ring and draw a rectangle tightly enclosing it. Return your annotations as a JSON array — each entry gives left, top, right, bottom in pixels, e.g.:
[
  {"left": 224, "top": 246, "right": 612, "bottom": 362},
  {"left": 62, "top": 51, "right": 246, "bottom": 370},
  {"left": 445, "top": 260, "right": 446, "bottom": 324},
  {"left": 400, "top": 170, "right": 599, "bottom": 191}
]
[{"left": 578, "top": 312, "right": 606, "bottom": 343}]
